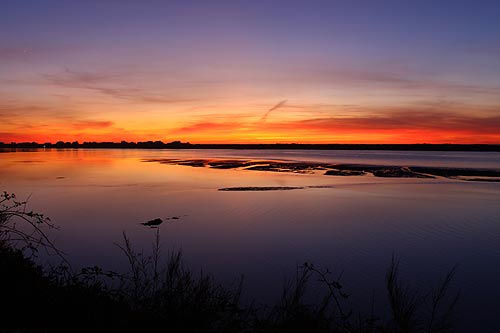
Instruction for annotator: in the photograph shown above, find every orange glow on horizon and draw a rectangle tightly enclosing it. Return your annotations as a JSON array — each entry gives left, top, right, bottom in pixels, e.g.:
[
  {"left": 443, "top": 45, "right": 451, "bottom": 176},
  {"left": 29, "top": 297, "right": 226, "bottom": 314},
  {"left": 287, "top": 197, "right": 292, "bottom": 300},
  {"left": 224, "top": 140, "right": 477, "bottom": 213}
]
[{"left": 2, "top": 97, "right": 500, "bottom": 145}]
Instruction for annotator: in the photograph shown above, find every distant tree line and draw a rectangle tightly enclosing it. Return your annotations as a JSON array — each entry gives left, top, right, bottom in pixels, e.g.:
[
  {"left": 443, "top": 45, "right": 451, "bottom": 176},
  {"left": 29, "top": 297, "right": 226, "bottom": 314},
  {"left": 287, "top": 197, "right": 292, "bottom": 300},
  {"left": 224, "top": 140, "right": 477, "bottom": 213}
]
[
  {"left": 0, "top": 141, "right": 499, "bottom": 151},
  {"left": 0, "top": 140, "right": 191, "bottom": 149}
]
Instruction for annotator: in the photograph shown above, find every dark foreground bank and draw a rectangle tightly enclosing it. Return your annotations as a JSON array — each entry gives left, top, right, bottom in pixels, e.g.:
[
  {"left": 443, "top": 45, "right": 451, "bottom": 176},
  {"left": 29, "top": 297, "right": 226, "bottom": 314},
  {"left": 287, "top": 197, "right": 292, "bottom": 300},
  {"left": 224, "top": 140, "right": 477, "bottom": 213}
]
[
  {"left": 0, "top": 239, "right": 461, "bottom": 333},
  {"left": 1, "top": 191, "right": 461, "bottom": 333}
]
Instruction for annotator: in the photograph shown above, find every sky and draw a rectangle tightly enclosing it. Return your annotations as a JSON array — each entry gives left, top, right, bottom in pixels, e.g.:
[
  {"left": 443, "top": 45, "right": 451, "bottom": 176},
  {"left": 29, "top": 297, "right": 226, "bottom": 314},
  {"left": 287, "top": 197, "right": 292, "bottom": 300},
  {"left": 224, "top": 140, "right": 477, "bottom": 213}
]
[{"left": 1, "top": 0, "right": 500, "bottom": 144}]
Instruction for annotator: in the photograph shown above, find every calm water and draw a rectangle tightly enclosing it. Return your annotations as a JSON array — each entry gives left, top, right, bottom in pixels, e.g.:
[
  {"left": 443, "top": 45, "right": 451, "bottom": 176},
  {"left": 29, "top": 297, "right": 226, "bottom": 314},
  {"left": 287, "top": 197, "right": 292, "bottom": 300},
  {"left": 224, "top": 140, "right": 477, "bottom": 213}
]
[{"left": 1, "top": 149, "right": 500, "bottom": 331}]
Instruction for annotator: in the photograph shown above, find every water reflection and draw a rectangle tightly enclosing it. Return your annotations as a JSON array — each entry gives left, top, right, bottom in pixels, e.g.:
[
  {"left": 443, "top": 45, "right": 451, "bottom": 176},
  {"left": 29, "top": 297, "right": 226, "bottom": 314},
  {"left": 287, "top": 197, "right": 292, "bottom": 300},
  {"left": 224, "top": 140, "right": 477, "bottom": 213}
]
[{"left": 1, "top": 149, "right": 500, "bottom": 331}]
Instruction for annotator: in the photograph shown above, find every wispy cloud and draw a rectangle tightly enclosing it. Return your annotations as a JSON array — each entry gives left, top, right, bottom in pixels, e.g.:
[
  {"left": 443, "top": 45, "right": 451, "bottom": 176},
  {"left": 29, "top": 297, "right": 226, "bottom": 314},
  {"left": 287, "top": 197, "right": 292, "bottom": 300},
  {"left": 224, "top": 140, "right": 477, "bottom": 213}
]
[
  {"left": 287, "top": 67, "right": 500, "bottom": 96},
  {"left": 0, "top": 103, "right": 118, "bottom": 140},
  {"left": 43, "top": 68, "right": 199, "bottom": 104},
  {"left": 261, "top": 100, "right": 287, "bottom": 122},
  {"left": 292, "top": 111, "right": 500, "bottom": 134},
  {"left": 72, "top": 120, "right": 114, "bottom": 130},
  {"left": 0, "top": 103, "right": 78, "bottom": 122},
  {"left": 170, "top": 121, "right": 240, "bottom": 135}
]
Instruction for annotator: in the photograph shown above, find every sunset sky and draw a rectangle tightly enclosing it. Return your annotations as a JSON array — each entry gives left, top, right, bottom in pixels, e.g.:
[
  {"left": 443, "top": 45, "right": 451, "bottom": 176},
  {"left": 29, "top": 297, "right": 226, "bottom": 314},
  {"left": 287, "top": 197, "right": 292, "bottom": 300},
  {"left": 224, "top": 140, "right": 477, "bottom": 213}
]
[{"left": 1, "top": 0, "right": 500, "bottom": 144}]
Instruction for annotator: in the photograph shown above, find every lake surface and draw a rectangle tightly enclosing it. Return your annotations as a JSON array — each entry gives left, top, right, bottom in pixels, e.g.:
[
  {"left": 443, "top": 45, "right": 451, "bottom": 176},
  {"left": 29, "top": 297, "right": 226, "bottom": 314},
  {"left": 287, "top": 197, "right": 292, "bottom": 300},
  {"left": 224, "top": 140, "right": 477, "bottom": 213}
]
[{"left": 1, "top": 149, "right": 500, "bottom": 331}]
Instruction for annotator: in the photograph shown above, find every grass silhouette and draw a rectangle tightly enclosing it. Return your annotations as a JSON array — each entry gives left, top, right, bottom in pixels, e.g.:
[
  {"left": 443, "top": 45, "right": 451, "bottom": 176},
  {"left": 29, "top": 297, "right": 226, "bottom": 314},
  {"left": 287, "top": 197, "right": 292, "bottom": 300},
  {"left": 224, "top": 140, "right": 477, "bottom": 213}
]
[{"left": 0, "top": 191, "right": 460, "bottom": 332}]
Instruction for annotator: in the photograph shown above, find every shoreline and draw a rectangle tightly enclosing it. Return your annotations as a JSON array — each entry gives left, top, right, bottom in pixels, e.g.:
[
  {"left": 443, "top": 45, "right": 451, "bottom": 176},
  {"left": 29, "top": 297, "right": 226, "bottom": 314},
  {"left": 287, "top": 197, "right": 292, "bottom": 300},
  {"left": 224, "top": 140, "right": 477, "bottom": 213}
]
[{"left": 2, "top": 143, "right": 500, "bottom": 152}]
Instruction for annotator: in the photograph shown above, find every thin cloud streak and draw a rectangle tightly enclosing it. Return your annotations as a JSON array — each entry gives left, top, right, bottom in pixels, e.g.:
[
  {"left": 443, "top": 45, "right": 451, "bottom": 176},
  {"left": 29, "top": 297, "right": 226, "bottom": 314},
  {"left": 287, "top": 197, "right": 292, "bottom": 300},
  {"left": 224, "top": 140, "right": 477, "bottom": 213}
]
[
  {"left": 170, "top": 122, "right": 241, "bottom": 135},
  {"left": 72, "top": 120, "right": 114, "bottom": 130},
  {"left": 294, "top": 112, "right": 500, "bottom": 134},
  {"left": 42, "top": 68, "right": 199, "bottom": 105},
  {"left": 260, "top": 100, "right": 287, "bottom": 122},
  {"left": 287, "top": 67, "right": 500, "bottom": 96}
]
